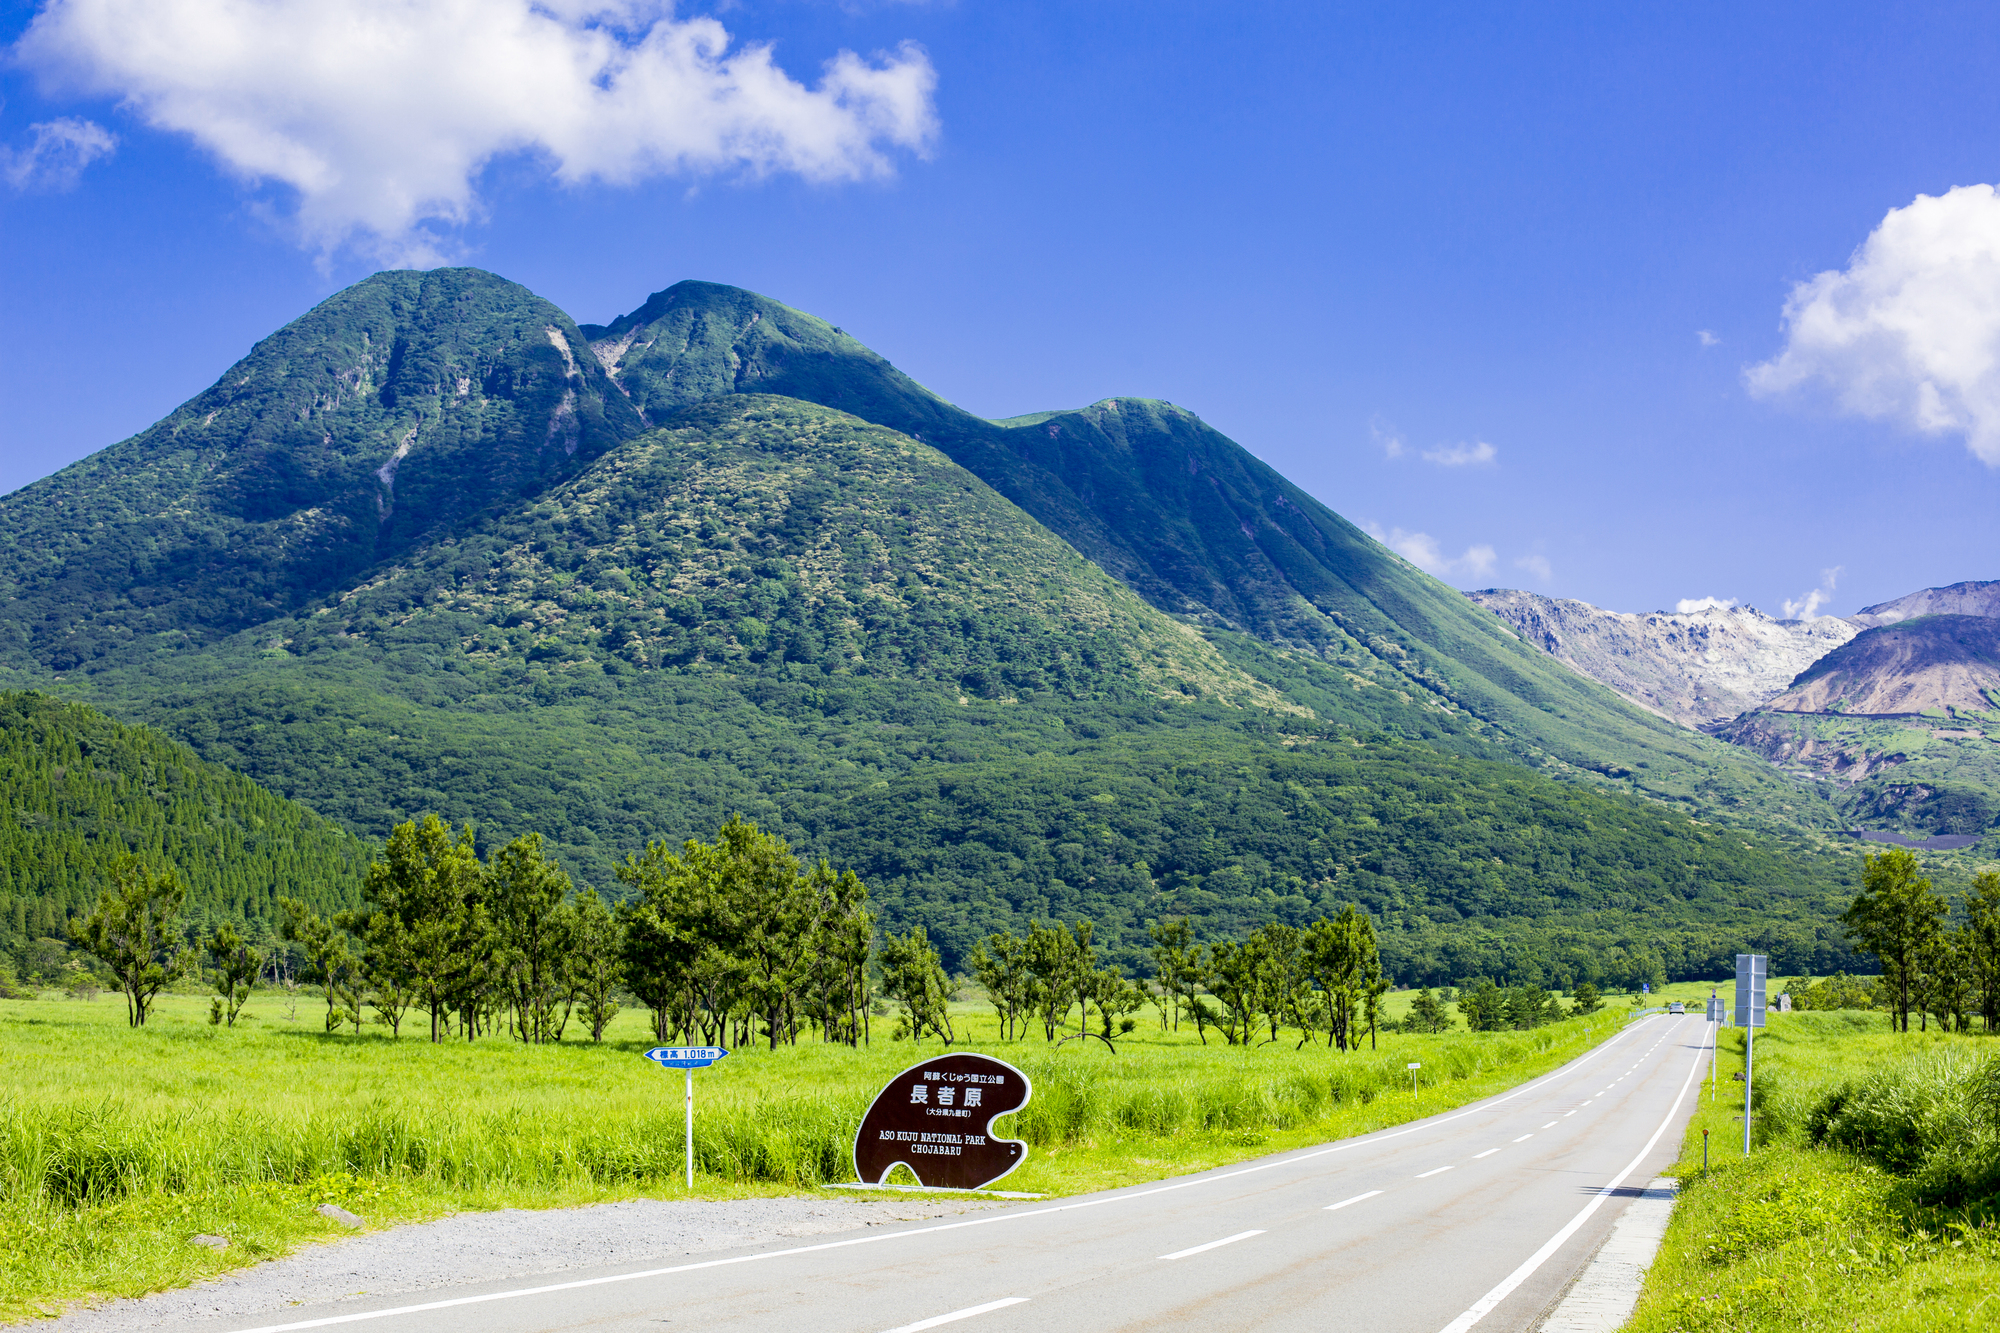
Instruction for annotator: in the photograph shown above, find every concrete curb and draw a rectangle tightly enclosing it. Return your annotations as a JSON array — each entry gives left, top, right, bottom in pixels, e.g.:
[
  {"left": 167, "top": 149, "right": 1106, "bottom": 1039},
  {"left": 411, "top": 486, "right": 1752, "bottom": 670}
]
[{"left": 1535, "top": 1176, "right": 1678, "bottom": 1332}]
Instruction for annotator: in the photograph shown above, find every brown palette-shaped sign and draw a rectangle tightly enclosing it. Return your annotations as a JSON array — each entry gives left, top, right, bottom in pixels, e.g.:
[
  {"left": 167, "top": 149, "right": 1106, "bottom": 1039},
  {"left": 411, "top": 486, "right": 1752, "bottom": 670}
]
[{"left": 853, "top": 1052, "right": 1033, "bottom": 1190}]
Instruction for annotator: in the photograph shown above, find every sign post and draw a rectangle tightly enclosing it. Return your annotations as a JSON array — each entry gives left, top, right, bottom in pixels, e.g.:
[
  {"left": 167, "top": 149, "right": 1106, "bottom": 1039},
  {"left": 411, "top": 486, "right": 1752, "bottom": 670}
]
[
  {"left": 644, "top": 1046, "right": 730, "bottom": 1189},
  {"left": 1407, "top": 1061, "right": 1422, "bottom": 1097},
  {"left": 1734, "top": 955, "right": 1766, "bottom": 1157},
  {"left": 1705, "top": 992, "right": 1726, "bottom": 1103},
  {"left": 850, "top": 1052, "right": 1033, "bottom": 1192}
]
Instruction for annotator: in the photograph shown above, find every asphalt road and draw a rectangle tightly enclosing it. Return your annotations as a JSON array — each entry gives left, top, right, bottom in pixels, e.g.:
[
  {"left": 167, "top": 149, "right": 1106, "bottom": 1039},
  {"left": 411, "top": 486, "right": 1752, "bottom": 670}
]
[{"left": 217, "top": 1014, "right": 1715, "bottom": 1333}]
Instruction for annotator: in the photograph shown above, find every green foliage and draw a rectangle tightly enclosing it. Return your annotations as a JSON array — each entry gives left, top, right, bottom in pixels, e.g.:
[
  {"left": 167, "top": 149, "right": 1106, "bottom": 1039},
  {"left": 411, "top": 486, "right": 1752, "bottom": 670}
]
[
  {"left": 205, "top": 922, "right": 260, "bottom": 1028},
  {"left": 1404, "top": 986, "right": 1454, "bottom": 1032},
  {"left": 0, "top": 276, "right": 1871, "bottom": 996},
  {"left": 0, "top": 269, "right": 642, "bottom": 673},
  {"left": 587, "top": 279, "right": 1836, "bottom": 823},
  {"left": 879, "top": 924, "right": 955, "bottom": 1044},
  {"left": 71, "top": 857, "right": 195, "bottom": 1027},
  {"left": 614, "top": 816, "right": 872, "bottom": 1049},
  {"left": 0, "top": 692, "right": 364, "bottom": 964},
  {"left": 1632, "top": 1014, "right": 2000, "bottom": 1333}
]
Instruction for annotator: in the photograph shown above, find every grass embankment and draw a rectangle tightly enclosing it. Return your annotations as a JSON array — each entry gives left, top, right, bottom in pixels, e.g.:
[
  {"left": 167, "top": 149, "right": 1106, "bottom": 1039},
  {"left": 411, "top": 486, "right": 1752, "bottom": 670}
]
[
  {"left": 2, "top": 992, "right": 1625, "bottom": 1320},
  {"left": 1630, "top": 1012, "right": 2000, "bottom": 1332}
]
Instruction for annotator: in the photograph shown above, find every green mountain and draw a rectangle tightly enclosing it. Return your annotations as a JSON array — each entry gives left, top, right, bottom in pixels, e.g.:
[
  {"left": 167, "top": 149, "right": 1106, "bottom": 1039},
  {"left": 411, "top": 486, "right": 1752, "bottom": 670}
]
[
  {"left": 581, "top": 280, "right": 1825, "bottom": 819},
  {"left": 0, "top": 268, "right": 641, "bottom": 670},
  {"left": 0, "top": 268, "right": 1856, "bottom": 978},
  {"left": 0, "top": 691, "right": 365, "bottom": 963}
]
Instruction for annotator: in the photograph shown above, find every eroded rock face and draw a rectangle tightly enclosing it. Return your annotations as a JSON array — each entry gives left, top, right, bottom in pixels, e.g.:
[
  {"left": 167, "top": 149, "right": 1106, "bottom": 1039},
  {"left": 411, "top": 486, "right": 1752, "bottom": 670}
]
[
  {"left": 1465, "top": 590, "right": 1859, "bottom": 728},
  {"left": 1851, "top": 581, "right": 2000, "bottom": 628},
  {"left": 1761, "top": 615, "right": 2000, "bottom": 717}
]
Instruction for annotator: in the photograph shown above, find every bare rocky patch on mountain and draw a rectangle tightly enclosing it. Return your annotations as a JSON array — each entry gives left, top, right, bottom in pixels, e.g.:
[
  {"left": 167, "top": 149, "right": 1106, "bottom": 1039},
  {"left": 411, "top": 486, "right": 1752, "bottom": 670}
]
[
  {"left": 1850, "top": 580, "right": 2000, "bottom": 628},
  {"left": 1465, "top": 590, "right": 1858, "bottom": 729}
]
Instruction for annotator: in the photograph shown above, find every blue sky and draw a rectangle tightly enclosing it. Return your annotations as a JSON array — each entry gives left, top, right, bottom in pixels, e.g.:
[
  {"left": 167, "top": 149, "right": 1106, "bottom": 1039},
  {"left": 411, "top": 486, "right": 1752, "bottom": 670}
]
[{"left": 4, "top": 1, "right": 1998, "bottom": 620}]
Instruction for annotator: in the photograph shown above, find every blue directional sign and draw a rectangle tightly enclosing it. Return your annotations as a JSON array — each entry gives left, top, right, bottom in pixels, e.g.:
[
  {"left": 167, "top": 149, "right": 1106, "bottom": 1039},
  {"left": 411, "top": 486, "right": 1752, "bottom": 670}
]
[{"left": 645, "top": 1046, "right": 729, "bottom": 1069}]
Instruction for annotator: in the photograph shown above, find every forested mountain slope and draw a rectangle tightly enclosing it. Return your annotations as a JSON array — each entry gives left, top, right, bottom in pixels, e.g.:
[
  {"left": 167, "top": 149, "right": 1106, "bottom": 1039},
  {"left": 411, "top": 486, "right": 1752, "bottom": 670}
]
[
  {"left": 0, "top": 269, "right": 1865, "bottom": 981},
  {"left": 582, "top": 280, "right": 1824, "bottom": 819},
  {"left": 0, "top": 692, "right": 365, "bottom": 955},
  {"left": 0, "top": 269, "right": 642, "bottom": 671}
]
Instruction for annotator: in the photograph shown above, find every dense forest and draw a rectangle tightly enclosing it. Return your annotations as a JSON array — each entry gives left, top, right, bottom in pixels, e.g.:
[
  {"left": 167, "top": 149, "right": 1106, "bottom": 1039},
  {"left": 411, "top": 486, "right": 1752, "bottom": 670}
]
[
  {"left": 0, "top": 273, "right": 1909, "bottom": 994},
  {"left": 0, "top": 693, "right": 365, "bottom": 974}
]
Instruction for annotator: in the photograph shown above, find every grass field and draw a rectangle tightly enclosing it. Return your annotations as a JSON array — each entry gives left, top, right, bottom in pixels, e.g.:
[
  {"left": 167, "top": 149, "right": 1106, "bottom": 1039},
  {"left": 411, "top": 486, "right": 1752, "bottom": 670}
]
[
  {"left": 1630, "top": 1012, "right": 2000, "bottom": 1332},
  {"left": 1, "top": 987, "right": 1630, "bottom": 1321}
]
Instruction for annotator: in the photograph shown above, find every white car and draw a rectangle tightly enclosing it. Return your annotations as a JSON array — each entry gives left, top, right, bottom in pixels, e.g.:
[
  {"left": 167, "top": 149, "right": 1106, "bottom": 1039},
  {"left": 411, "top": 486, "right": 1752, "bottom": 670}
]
[{"left": 1667, "top": 1001, "right": 1686, "bottom": 1015}]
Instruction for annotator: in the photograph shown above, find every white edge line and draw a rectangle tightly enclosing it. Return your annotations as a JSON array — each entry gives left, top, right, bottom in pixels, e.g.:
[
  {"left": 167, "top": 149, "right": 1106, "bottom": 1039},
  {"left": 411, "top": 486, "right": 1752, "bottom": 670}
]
[
  {"left": 1159, "top": 1229, "right": 1266, "bottom": 1261},
  {"left": 1434, "top": 1015, "right": 1708, "bottom": 1333},
  {"left": 1325, "top": 1190, "right": 1384, "bottom": 1211},
  {"left": 227, "top": 1019, "right": 1658, "bottom": 1333},
  {"left": 884, "top": 1296, "right": 1030, "bottom": 1333}
]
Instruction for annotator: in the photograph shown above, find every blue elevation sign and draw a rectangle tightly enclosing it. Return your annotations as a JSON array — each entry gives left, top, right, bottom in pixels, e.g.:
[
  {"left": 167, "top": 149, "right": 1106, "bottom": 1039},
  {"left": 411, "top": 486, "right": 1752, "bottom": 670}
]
[{"left": 645, "top": 1046, "right": 729, "bottom": 1069}]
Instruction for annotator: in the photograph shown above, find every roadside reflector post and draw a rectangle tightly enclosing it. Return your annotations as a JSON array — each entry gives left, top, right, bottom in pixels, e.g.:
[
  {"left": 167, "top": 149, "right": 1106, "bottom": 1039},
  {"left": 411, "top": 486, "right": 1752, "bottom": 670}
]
[
  {"left": 1734, "top": 955, "right": 1766, "bottom": 1157},
  {"left": 1407, "top": 1061, "right": 1421, "bottom": 1097},
  {"left": 644, "top": 1046, "right": 730, "bottom": 1191},
  {"left": 1702, "top": 1128, "right": 1709, "bottom": 1171}
]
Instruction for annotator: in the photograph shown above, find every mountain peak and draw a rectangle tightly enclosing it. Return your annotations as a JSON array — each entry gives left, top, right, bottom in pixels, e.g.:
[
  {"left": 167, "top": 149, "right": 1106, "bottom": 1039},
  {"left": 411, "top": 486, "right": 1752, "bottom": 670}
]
[{"left": 1851, "top": 580, "right": 2000, "bottom": 628}]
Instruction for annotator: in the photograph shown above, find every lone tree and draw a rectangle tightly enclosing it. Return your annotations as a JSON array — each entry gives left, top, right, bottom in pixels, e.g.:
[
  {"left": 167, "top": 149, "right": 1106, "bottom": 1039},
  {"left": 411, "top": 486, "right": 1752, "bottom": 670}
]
[
  {"left": 72, "top": 856, "right": 194, "bottom": 1027},
  {"left": 1842, "top": 847, "right": 1947, "bottom": 1032},
  {"left": 206, "top": 921, "right": 262, "bottom": 1027}
]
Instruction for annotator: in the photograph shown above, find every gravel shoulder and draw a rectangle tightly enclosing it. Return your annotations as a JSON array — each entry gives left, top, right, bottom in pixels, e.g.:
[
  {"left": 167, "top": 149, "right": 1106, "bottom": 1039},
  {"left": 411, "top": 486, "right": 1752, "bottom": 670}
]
[{"left": 31, "top": 1195, "right": 1018, "bottom": 1332}]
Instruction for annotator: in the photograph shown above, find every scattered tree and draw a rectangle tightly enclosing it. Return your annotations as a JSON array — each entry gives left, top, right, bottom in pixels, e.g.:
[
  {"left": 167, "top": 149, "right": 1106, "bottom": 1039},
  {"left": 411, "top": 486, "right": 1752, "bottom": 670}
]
[
  {"left": 206, "top": 921, "right": 262, "bottom": 1027},
  {"left": 71, "top": 856, "right": 193, "bottom": 1027},
  {"left": 1841, "top": 848, "right": 1947, "bottom": 1032}
]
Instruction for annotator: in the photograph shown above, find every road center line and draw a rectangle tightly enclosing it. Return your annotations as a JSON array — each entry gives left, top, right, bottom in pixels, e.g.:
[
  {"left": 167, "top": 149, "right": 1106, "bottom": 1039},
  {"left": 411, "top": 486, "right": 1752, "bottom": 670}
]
[
  {"left": 1540, "top": 1122, "right": 1558, "bottom": 1129},
  {"left": 221, "top": 1019, "right": 1665, "bottom": 1333},
  {"left": 1416, "top": 1165, "right": 1454, "bottom": 1178},
  {"left": 1435, "top": 1016, "right": 1709, "bottom": 1333},
  {"left": 1325, "top": 1190, "right": 1384, "bottom": 1211},
  {"left": 882, "top": 1298, "right": 1030, "bottom": 1332},
  {"left": 1512, "top": 1135, "right": 1532, "bottom": 1143},
  {"left": 1159, "top": 1230, "right": 1265, "bottom": 1261},
  {"left": 1472, "top": 1149, "right": 1499, "bottom": 1158}
]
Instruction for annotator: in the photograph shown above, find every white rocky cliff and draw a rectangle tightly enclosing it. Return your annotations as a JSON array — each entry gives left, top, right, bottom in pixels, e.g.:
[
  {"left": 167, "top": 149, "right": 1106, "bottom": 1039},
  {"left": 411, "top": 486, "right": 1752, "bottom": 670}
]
[{"left": 1466, "top": 590, "right": 1860, "bottom": 729}]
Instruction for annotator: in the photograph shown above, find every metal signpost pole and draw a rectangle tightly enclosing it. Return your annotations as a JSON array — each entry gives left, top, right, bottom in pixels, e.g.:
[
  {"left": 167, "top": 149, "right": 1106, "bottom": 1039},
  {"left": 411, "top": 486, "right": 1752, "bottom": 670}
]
[
  {"left": 1743, "top": 1021, "right": 1754, "bottom": 1157},
  {"left": 642, "top": 1046, "right": 730, "bottom": 1193},
  {"left": 1706, "top": 991, "right": 1724, "bottom": 1104},
  {"left": 1734, "top": 954, "right": 1765, "bottom": 1157},
  {"left": 1408, "top": 1061, "right": 1421, "bottom": 1098}
]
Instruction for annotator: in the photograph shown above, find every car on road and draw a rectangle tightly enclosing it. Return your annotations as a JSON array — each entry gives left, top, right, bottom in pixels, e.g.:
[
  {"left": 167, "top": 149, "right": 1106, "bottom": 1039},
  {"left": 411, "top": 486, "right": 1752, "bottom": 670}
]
[{"left": 1667, "top": 1001, "right": 1686, "bottom": 1015}]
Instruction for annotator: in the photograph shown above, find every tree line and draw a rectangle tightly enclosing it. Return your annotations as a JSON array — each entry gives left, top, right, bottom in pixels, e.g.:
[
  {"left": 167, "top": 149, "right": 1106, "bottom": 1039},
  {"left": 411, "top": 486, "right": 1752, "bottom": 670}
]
[
  {"left": 1840, "top": 847, "right": 2000, "bottom": 1033},
  {"left": 68, "top": 815, "right": 875, "bottom": 1046},
  {"left": 65, "top": 812, "right": 1615, "bottom": 1044}
]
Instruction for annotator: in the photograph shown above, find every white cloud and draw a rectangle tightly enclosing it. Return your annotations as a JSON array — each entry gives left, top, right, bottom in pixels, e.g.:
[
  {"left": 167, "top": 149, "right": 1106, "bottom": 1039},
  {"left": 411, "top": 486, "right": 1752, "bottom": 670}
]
[
  {"left": 1697, "top": 329, "right": 1719, "bottom": 347},
  {"left": 0, "top": 116, "right": 116, "bottom": 189},
  {"left": 1780, "top": 566, "right": 1843, "bottom": 620},
  {"left": 14, "top": 0, "right": 938, "bottom": 261},
  {"left": 1363, "top": 522, "right": 1496, "bottom": 581},
  {"left": 1370, "top": 415, "right": 1405, "bottom": 459},
  {"left": 1746, "top": 184, "right": 2000, "bottom": 464},
  {"left": 1514, "top": 553, "right": 1552, "bottom": 582},
  {"left": 1420, "top": 439, "right": 1497, "bottom": 467},
  {"left": 1674, "top": 596, "right": 1737, "bottom": 614}
]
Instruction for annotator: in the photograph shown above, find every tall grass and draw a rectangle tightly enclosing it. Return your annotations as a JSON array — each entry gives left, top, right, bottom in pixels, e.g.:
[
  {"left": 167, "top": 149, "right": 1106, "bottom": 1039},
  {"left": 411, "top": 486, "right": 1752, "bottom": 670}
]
[
  {"left": 0, "top": 993, "right": 1624, "bottom": 1319},
  {"left": 1629, "top": 1013, "right": 2000, "bottom": 1333},
  {"left": 3, "top": 992, "right": 1624, "bottom": 1208},
  {"left": 0, "top": 998, "right": 1617, "bottom": 1205}
]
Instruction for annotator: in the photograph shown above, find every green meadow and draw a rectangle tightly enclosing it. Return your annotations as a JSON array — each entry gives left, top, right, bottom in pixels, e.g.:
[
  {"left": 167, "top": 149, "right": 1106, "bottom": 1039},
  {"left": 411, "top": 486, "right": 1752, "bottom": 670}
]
[
  {"left": 1633, "top": 1012, "right": 2000, "bottom": 1332},
  {"left": 1, "top": 989, "right": 1628, "bottom": 1321}
]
